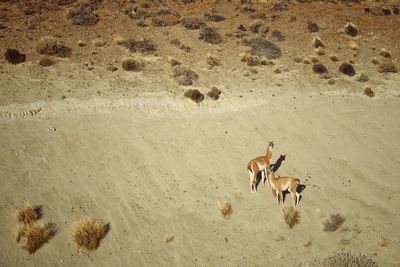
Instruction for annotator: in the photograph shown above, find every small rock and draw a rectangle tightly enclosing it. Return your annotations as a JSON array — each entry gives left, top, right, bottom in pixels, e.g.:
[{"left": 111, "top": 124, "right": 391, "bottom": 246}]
[
  {"left": 310, "top": 56, "right": 320, "bottom": 63},
  {"left": 339, "top": 63, "right": 356, "bottom": 76},
  {"left": 349, "top": 40, "right": 358, "bottom": 50},
  {"left": 379, "top": 48, "right": 391, "bottom": 58},
  {"left": 371, "top": 58, "right": 379, "bottom": 64},
  {"left": 273, "top": 67, "right": 281, "bottom": 73},
  {"left": 329, "top": 54, "right": 339, "bottom": 62},
  {"left": 294, "top": 57, "right": 302, "bottom": 63},
  {"left": 114, "top": 36, "right": 125, "bottom": 45},
  {"left": 93, "top": 38, "right": 106, "bottom": 47},
  {"left": 344, "top": 22, "right": 358, "bottom": 37},
  {"left": 4, "top": 48, "right": 25, "bottom": 64},
  {"left": 77, "top": 40, "right": 86, "bottom": 47},
  {"left": 312, "top": 63, "right": 328, "bottom": 74},
  {"left": 315, "top": 47, "right": 324, "bottom": 55},
  {"left": 303, "top": 57, "right": 312, "bottom": 64},
  {"left": 356, "top": 73, "right": 369, "bottom": 82}
]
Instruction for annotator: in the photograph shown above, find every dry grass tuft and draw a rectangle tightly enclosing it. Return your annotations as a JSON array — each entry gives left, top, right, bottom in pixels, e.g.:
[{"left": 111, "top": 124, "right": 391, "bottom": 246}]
[
  {"left": 323, "top": 213, "right": 345, "bottom": 231},
  {"left": 16, "top": 204, "right": 42, "bottom": 224},
  {"left": 206, "top": 53, "right": 220, "bottom": 67},
  {"left": 282, "top": 206, "right": 300, "bottom": 228},
  {"left": 378, "top": 237, "right": 389, "bottom": 247},
  {"left": 218, "top": 201, "right": 232, "bottom": 218},
  {"left": 319, "top": 251, "right": 377, "bottom": 267},
  {"left": 170, "top": 39, "right": 191, "bottom": 52},
  {"left": 123, "top": 38, "right": 156, "bottom": 54},
  {"left": 36, "top": 36, "right": 71, "bottom": 57},
  {"left": 16, "top": 222, "right": 57, "bottom": 254},
  {"left": 199, "top": 26, "right": 223, "bottom": 45},
  {"left": 180, "top": 17, "right": 204, "bottom": 30},
  {"left": 68, "top": 0, "right": 100, "bottom": 26},
  {"left": 73, "top": 217, "right": 110, "bottom": 251},
  {"left": 173, "top": 66, "right": 199, "bottom": 86},
  {"left": 364, "top": 87, "right": 374, "bottom": 98},
  {"left": 122, "top": 59, "right": 143, "bottom": 71}
]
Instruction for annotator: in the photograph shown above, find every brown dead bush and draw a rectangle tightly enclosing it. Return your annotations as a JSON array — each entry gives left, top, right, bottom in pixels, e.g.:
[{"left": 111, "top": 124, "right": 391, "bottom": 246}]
[
  {"left": 16, "top": 204, "right": 42, "bottom": 224},
  {"left": 4, "top": 48, "right": 26, "bottom": 64},
  {"left": 68, "top": 0, "right": 100, "bottom": 26},
  {"left": 123, "top": 38, "right": 156, "bottom": 54},
  {"left": 36, "top": 36, "right": 71, "bottom": 57},
  {"left": 282, "top": 206, "right": 300, "bottom": 228},
  {"left": 73, "top": 217, "right": 110, "bottom": 251},
  {"left": 207, "top": 87, "right": 221, "bottom": 100},
  {"left": 180, "top": 17, "right": 204, "bottom": 30},
  {"left": 39, "top": 56, "right": 55, "bottom": 67},
  {"left": 364, "top": 87, "right": 374, "bottom": 98},
  {"left": 122, "top": 59, "right": 143, "bottom": 71},
  {"left": 16, "top": 222, "right": 57, "bottom": 254},
  {"left": 218, "top": 201, "right": 232, "bottom": 218},
  {"left": 199, "top": 26, "right": 223, "bottom": 45}
]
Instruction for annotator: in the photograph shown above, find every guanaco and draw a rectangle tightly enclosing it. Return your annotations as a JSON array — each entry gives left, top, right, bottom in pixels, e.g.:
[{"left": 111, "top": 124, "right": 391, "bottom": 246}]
[
  {"left": 268, "top": 170, "right": 301, "bottom": 207},
  {"left": 247, "top": 142, "right": 274, "bottom": 192}
]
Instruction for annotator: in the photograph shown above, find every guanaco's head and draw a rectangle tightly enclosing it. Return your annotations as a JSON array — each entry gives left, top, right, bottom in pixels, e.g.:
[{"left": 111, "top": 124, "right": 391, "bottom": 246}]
[{"left": 266, "top": 141, "right": 274, "bottom": 153}]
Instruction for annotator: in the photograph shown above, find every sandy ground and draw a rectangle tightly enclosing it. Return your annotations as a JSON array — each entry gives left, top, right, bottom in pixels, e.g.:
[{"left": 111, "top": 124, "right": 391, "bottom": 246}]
[
  {"left": 1, "top": 81, "right": 400, "bottom": 266},
  {"left": 1, "top": 0, "right": 400, "bottom": 266}
]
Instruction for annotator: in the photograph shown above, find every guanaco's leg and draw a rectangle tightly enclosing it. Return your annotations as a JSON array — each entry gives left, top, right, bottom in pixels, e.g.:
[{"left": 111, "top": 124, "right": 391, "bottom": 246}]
[{"left": 279, "top": 191, "right": 284, "bottom": 205}]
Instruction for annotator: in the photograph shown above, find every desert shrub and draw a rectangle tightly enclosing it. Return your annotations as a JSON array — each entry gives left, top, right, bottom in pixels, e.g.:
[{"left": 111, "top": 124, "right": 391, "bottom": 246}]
[
  {"left": 4, "top": 48, "right": 26, "bottom": 64},
  {"left": 199, "top": 26, "right": 222, "bottom": 44},
  {"left": 307, "top": 21, "right": 319, "bottom": 32},
  {"left": 207, "top": 87, "right": 221, "bottom": 100},
  {"left": 16, "top": 222, "right": 57, "bottom": 253},
  {"left": 271, "top": 30, "right": 285, "bottom": 41},
  {"left": 173, "top": 66, "right": 198, "bottom": 81},
  {"left": 323, "top": 213, "right": 345, "bottom": 231},
  {"left": 312, "top": 63, "right": 328, "bottom": 74},
  {"left": 170, "top": 39, "right": 191, "bottom": 52},
  {"left": 204, "top": 13, "right": 225, "bottom": 22},
  {"left": 180, "top": 17, "right": 204, "bottom": 30},
  {"left": 73, "top": 217, "right": 110, "bottom": 251},
  {"left": 218, "top": 201, "right": 232, "bottom": 218},
  {"left": 378, "top": 62, "right": 397, "bottom": 73},
  {"left": 36, "top": 36, "right": 71, "bottom": 57},
  {"left": 122, "top": 59, "right": 143, "bottom": 71},
  {"left": 16, "top": 204, "right": 42, "bottom": 224},
  {"left": 329, "top": 54, "right": 339, "bottom": 62},
  {"left": 339, "top": 63, "right": 356, "bottom": 76},
  {"left": 364, "top": 87, "right": 374, "bottom": 98},
  {"left": 151, "top": 15, "right": 179, "bottom": 27},
  {"left": 68, "top": 0, "right": 100, "bottom": 26},
  {"left": 282, "top": 206, "right": 300, "bottom": 228},
  {"left": 250, "top": 19, "right": 263, "bottom": 33},
  {"left": 206, "top": 53, "right": 220, "bottom": 67},
  {"left": 184, "top": 89, "right": 204, "bottom": 103},
  {"left": 123, "top": 38, "right": 156, "bottom": 54},
  {"left": 249, "top": 37, "right": 281, "bottom": 59},
  {"left": 319, "top": 251, "right": 377, "bottom": 267}
]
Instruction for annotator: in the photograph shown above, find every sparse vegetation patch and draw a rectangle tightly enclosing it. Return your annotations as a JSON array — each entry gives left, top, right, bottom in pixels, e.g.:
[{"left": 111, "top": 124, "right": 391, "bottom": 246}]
[
  {"left": 248, "top": 37, "right": 281, "bottom": 59},
  {"left": 184, "top": 89, "right": 204, "bottom": 103},
  {"left": 218, "top": 201, "right": 232, "bottom": 218},
  {"left": 68, "top": 0, "right": 101, "bottom": 26},
  {"left": 199, "top": 26, "right": 223, "bottom": 44},
  {"left": 123, "top": 38, "right": 156, "bottom": 54},
  {"left": 16, "top": 204, "right": 42, "bottom": 224},
  {"left": 322, "top": 213, "right": 345, "bottom": 231},
  {"left": 73, "top": 217, "right": 110, "bottom": 251},
  {"left": 319, "top": 251, "right": 377, "bottom": 267},
  {"left": 282, "top": 206, "right": 300, "bottom": 228},
  {"left": 36, "top": 36, "right": 71, "bottom": 57},
  {"left": 122, "top": 59, "right": 144, "bottom": 71},
  {"left": 16, "top": 222, "right": 57, "bottom": 254},
  {"left": 180, "top": 17, "right": 204, "bottom": 30}
]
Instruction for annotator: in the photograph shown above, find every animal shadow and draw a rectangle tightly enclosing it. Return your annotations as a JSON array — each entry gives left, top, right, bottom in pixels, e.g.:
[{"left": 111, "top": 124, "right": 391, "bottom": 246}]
[{"left": 270, "top": 154, "right": 286, "bottom": 172}]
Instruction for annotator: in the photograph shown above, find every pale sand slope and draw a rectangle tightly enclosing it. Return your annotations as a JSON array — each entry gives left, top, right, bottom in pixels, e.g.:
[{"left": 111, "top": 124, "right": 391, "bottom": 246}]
[{"left": 0, "top": 91, "right": 400, "bottom": 266}]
